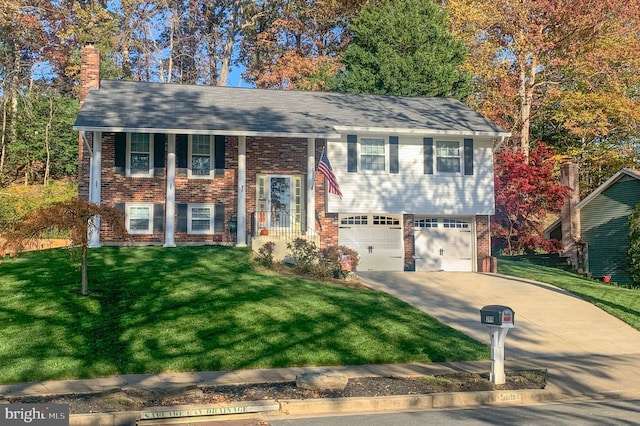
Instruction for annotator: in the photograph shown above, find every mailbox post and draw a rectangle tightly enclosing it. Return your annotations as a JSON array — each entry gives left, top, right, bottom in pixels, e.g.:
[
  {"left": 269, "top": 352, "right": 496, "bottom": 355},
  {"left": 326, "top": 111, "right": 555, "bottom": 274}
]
[{"left": 480, "top": 305, "right": 515, "bottom": 385}]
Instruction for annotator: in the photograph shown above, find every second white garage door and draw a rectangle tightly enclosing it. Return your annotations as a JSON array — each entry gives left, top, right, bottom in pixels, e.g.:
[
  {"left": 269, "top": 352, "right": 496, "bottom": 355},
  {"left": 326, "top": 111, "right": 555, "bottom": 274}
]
[
  {"left": 414, "top": 217, "right": 474, "bottom": 272},
  {"left": 338, "top": 214, "right": 404, "bottom": 271}
]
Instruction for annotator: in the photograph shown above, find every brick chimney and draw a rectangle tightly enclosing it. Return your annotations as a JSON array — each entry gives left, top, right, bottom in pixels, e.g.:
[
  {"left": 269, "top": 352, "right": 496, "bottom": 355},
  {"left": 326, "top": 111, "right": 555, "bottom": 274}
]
[
  {"left": 78, "top": 42, "right": 100, "bottom": 201},
  {"left": 79, "top": 42, "right": 100, "bottom": 105},
  {"left": 560, "top": 161, "right": 581, "bottom": 268}
]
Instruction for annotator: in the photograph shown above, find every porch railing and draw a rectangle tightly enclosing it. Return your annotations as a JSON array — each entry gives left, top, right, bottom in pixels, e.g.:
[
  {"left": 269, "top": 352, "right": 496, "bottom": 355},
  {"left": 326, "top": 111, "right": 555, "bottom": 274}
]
[{"left": 250, "top": 209, "right": 319, "bottom": 240}]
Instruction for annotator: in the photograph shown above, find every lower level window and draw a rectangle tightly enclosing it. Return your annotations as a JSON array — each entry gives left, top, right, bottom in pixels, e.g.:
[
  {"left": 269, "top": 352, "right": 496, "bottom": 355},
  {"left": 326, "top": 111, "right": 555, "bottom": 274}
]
[
  {"left": 188, "top": 204, "right": 215, "bottom": 234},
  {"left": 126, "top": 203, "right": 153, "bottom": 234}
]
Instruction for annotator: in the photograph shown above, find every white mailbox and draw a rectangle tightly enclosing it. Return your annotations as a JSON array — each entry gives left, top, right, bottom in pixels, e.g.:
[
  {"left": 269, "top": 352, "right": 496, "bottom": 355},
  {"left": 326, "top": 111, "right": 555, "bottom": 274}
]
[{"left": 480, "top": 304, "right": 515, "bottom": 385}]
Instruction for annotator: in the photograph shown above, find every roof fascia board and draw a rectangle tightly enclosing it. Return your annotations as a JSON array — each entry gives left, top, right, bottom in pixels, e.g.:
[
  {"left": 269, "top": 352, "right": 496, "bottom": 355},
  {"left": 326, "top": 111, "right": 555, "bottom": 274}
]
[
  {"left": 73, "top": 126, "right": 342, "bottom": 140},
  {"left": 575, "top": 169, "right": 640, "bottom": 210},
  {"left": 333, "top": 126, "right": 511, "bottom": 138}
]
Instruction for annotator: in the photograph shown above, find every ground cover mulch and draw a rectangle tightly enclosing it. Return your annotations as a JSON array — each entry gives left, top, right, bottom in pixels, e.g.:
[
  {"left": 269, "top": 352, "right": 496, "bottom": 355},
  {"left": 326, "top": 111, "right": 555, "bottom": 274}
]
[{"left": 6, "top": 370, "right": 546, "bottom": 414}]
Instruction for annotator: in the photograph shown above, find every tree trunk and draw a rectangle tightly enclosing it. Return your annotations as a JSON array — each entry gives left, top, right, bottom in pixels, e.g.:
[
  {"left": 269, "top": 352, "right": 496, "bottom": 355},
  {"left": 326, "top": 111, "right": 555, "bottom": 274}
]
[
  {"left": 44, "top": 94, "right": 53, "bottom": 184},
  {"left": 517, "top": 54, "right": 537, "bottom": 162},
  {"left": 81, "top": 244, "right": 89, "bottom": 296},
  {"left": 218, "top": 0, "right": 241, "bottom": 86}
]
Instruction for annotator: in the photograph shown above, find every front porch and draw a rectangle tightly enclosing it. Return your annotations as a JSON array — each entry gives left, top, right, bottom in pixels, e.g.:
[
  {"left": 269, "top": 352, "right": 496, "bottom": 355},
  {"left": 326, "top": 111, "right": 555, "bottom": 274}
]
[{"left": 249, "top": 209, "right": 321, "bottom": 261}]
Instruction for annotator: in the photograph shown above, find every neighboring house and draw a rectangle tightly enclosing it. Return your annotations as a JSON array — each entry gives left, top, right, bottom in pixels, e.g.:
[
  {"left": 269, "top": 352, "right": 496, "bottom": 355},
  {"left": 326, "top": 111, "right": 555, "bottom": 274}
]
[
  {"left": 547, "top": 165, "right": 640, "bottom": 284},
  {"left": 73, "top": 44, "right": 509, "bottom": 272}
]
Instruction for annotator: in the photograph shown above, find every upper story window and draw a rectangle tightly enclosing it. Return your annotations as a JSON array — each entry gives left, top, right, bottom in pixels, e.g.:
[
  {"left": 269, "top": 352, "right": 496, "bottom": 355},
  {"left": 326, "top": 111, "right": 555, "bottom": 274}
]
[
  {"left": 424, "top": 137, "right": 473, "bottom": 176},
  {"left": 189, "top": 135, "right": 213, "bottom": 178},
  {"left": 436, "top": 141, "right": 461, "bottom": 174},
  {"left": 127, "top": 133, "right": 154, "bottom": 177},
  {"left": 361, "top": 138, "right": 386, "bottom": 171}
]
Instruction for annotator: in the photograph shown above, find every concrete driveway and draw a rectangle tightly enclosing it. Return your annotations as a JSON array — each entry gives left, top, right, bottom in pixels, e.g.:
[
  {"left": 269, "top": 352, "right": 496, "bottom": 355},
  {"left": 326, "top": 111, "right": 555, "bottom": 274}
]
[{"left": 359, "top": 272, "right": 640, "bottom": 360}]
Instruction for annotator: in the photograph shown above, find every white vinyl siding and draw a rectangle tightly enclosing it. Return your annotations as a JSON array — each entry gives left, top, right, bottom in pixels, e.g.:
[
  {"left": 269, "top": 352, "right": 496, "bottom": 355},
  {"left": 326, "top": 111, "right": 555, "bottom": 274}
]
[{"left": 325, "top": 136, "right": 495, "bottom": 215}]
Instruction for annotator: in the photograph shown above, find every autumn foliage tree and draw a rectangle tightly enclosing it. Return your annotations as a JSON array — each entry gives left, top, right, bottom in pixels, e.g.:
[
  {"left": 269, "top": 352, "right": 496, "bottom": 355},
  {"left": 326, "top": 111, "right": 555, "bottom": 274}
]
[
  {"left": 2, "top": 198, "right": 127, "bottom": 296},
  {"left": 446, "top": 0, "right": 640, "bottom": 161},
  {"left": 492, "top": 142, "right": 570, "bottom": 255}
]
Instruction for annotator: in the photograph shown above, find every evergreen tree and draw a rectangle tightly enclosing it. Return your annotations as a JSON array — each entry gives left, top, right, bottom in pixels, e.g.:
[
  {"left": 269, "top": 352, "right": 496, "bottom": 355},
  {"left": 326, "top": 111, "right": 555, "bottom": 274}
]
[{"left": 332, "top": 0, "right": 471, "bottom": 99}]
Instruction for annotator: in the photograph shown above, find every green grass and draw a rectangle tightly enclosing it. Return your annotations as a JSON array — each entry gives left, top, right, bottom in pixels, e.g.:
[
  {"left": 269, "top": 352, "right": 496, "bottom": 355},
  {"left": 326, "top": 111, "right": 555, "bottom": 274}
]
[
  {"left": 498, "top": 257, "right": 640, "bottom": 331},
  {"left": 0, "top": 246, "right": 489, "bottom": 384}
]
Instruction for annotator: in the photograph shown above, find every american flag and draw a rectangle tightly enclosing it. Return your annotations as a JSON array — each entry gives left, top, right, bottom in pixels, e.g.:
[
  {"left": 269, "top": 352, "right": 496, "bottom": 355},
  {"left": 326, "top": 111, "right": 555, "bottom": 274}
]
[{"left": 318, "top": 150, "right": 343, "bottom": 198}]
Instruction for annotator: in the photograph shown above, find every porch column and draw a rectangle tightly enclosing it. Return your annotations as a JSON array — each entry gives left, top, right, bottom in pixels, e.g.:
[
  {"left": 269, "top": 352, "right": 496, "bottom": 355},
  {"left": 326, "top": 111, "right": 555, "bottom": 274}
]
[
  {"left": 88, "top": 132, "right": 102, "bottom": 248},
  {"left": 237, "top": 136, "right": 247, "bottom": 246},
  {"left": 307, "top": 138, "right": 316, "bottom": 234},
  {"left": 164, "top": 134, "right": 176, "bottom": 247}
]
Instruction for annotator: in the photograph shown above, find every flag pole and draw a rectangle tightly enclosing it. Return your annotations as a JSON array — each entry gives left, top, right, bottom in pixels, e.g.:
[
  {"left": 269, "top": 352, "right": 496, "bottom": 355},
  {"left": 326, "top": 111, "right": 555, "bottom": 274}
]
[{"left": 311, "top": 144, "right": 326, "bottom": 190}]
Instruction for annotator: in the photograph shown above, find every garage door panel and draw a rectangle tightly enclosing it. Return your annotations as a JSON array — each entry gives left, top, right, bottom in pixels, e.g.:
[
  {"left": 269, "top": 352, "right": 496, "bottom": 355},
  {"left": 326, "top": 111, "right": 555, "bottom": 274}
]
[
  {"left": 414, "top": 218, "right": 473, "bottom": 272},
  {"left": 338, "top": 215, "right": 404, "bottom": 272}
]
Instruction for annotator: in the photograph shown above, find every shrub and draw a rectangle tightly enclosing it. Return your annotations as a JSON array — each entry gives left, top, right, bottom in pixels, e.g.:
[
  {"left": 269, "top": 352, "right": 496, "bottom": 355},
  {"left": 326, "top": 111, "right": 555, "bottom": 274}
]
[
  {"left": 286, "top": 238, "right": 319, "bottom": 274},
  {"left": 255, "top": 241, "right": 276, "bottom": 267}
]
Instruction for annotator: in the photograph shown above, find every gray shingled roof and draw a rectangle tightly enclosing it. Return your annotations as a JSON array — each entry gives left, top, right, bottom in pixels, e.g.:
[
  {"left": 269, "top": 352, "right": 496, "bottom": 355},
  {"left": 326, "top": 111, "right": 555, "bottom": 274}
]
[{"left": 74, "top": 80, "right": 509, "bottom": 138}]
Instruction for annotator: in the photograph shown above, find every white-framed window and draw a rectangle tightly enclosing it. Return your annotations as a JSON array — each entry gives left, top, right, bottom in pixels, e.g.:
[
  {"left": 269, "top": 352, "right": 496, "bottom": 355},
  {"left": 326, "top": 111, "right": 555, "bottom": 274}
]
[
  {"left": 126, "top": 203, "right": 153, "bottom": 234},
  {"left": 188, "top": 135, "right": 213, "bottom": 178},
  {"left": 341, "top": 215, "right": 368, "bottom": 225},
  {"left": 443, "top": 218, "right": 469, "bottom": 229},
  {"left": 127, "top": 133, "right": 154, "bottom": 177},
  {"left": 414, "top": 218, "right": 439, "bottom": 228},
  {"left": 188, "top": 204, "right": 216, "bottom": 234},
  {"left": 436, "top": 140, "right": 461, "bottom": 174},
  {"left": 361, "top": 138, "right": 386, "bottom": 171}
]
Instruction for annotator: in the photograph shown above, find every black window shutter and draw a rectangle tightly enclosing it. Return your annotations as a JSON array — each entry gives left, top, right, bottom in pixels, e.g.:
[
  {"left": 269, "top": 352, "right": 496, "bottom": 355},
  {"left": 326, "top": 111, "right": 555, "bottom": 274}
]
[
  {"left": 389, "top": 136, "right": 399, "bottom": 174},
  {"left": 177, "top": 204, "right": 188, "bottom": 233},
  {"left": 423, "top": 137, "right": 434, "bottom": 175},
  {"left": 176, "top": 134, "right": 188, "bottom": 176},
  {"left": 154, "top": 134, "right": 166, "bottom": 168},
  {"left": 214, "top": 204, "right": 225, "bottom": 232},
  {"left": 114, "top": 133, "right": 126, "bottom": 174},
  {"left": 153, "top": 203, "right": 164, "bottom": 232},
  {"left": 214, "top": 135, "right": 226, "bottom": 176},
  {"left": 114, "top": 203, "right": 125, "bottom": 214},
  {"left": 464, "top": 138, "right": 474, "bottom": 175},
  {"left": 347, "top": 134, "right": 357, "bottom": 172}
]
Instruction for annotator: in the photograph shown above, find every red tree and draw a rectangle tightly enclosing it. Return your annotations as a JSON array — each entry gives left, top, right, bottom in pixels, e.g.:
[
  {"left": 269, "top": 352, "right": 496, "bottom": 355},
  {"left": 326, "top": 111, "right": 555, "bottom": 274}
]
[{"left": 492, "top": 142, "right": 570, "bottom": 255}]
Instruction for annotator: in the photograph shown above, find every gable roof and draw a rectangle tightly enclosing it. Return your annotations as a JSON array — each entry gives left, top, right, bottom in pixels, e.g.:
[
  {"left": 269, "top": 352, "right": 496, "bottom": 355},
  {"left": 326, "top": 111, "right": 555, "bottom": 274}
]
[
  {"left": 576, "top": 168, "right": 640, "bottom": 210},
  {"left": 73, "top": 80, "right": 510, "bottom": 139}
]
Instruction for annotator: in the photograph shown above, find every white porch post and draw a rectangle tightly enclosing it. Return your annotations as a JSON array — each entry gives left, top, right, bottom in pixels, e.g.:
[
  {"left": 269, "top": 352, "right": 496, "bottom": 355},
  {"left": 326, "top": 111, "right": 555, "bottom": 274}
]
[
  {"left": 307, "top": 138, "right": 316, "bottom": 235},
  {"left": 164, "top": 134, "right": 176, "bottom": 247},
  {"left": 88, "top": 131, "right": 102, "bottom": 248},
  {"left": 237, "top": 136, "right": 247, "bottom": 246}
]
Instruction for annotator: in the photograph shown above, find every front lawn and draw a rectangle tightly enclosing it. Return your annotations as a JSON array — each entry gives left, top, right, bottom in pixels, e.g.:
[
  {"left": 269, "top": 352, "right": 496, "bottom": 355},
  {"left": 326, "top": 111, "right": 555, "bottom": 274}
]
[
  {"left": 0, "top": 246, "right": 489, "bottom": 384},
  {"left": 498, "top": 257, "right": 640, "bottom": 331}
]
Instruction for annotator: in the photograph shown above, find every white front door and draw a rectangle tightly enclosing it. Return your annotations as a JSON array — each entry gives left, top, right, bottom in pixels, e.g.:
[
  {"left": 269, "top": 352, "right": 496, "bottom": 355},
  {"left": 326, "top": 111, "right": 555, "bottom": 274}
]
[
  {"left": 414, "top": 218, "right": 473, "bottom": 272},
  {"left": 338, "top": 214, "right": 404, "bottom": 271}
]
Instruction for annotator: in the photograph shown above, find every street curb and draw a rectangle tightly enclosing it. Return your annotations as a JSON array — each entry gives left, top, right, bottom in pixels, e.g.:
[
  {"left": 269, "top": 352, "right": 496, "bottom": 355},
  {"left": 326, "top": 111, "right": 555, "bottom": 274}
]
[{"left": 68, "top": 388, "right": 575, "bottom": 425}]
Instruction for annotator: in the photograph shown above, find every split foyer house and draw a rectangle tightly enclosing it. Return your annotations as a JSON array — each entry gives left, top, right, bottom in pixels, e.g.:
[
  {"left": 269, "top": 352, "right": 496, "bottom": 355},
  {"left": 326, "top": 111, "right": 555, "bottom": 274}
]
[{"left": 74, "top": 44, "right": 510, "bottom": 272}]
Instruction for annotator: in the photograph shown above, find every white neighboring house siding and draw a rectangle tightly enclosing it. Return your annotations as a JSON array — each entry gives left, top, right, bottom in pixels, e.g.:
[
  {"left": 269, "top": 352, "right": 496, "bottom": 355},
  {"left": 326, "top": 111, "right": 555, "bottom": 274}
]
[{"left": 325, "top": 135, "right": 495, "bottom": 215}]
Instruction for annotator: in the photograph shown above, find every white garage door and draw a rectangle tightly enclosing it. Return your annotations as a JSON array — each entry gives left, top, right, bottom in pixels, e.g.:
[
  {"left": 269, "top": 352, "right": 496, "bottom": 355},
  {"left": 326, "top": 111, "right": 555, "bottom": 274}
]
[
  {"left": 414, "top": 218, "right": 473, "bottom": 272},
  {"left": 338, "top": 214, "right": 404, "bottom": 271}
]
